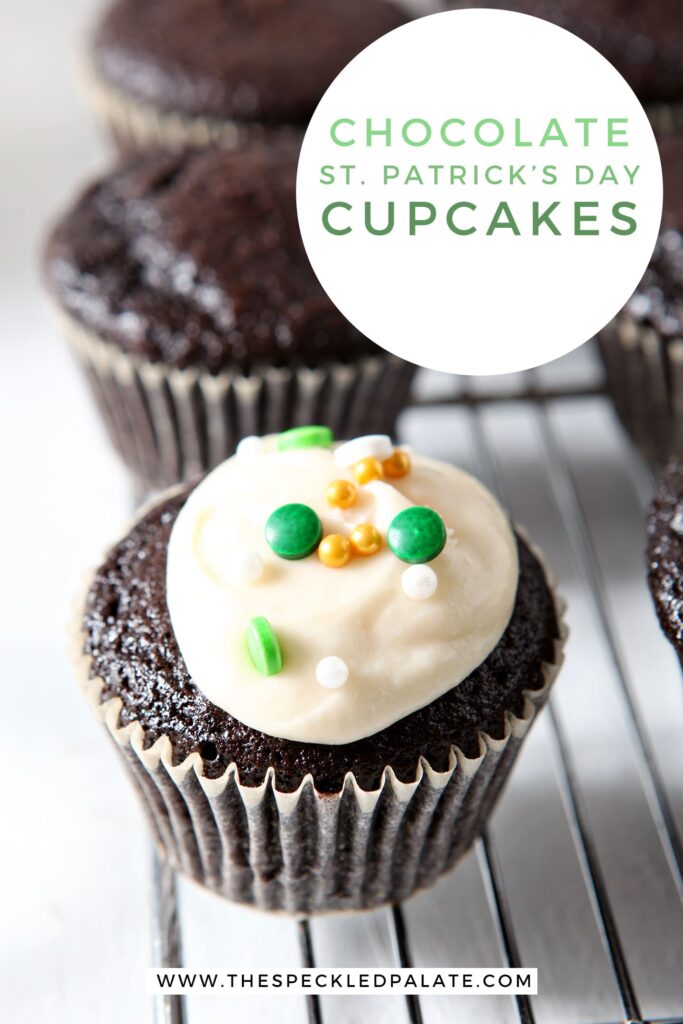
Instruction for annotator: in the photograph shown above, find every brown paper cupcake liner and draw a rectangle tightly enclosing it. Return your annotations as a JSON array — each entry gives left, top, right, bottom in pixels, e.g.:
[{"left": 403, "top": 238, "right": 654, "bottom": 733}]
[
  {"left": 71, "top": 523, "right": 566, "bottom": 915},
  {"left": 55, "top": 311, "right": 417, "bottom": 493},
  {"left": 597, "top": 316, "right": 683, "bottom": 469}
]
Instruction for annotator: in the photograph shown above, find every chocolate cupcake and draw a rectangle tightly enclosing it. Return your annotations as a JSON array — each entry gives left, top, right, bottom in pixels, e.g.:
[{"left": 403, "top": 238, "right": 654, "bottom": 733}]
[
  {"left": 449, "top": 1, "right": 683, "bottom": 130},
  {"left": 86, "top": 0, "right": 408, "bottom": 152},
  {"left": 44, "top": 142, "right": 416, "bottom": 492},
  {"left": 72, "top": 431, "right": 566, "bottom": 913},
  {"left": 647, "top": 454, "right": 683, "bottom": 663},
  {"left": 597, "top": 131, "right": 683, "bottom": 468}
]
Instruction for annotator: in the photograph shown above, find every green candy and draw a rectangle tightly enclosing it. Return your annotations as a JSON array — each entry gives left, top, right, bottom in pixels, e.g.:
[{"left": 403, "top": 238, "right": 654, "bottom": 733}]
[
  {"left": 276, "top": 425, "right": 333, "bottom": 451},
  {"left": 265, "top": 503, "right": 323, "bottom": 560},
  {"left": 246, "top": 617, "right": 282, "bottom": 676},
  {"left": 388, "top": 506, "right": 447, "bottom": 564}
]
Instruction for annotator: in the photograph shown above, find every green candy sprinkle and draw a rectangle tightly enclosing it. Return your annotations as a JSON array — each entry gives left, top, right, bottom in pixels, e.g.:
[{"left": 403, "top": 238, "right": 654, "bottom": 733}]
[
  {"left": 265, "top": 503, "right": 323, "bottom": 560},
  {"left": 276, "top": 425, "right": 334, "bottom": 451},
  {"left": 388, "top": 506, "right": 447, "bottom": 564},
  {"left": 246, "top": 616, "right": 282, "bottom": 676}
]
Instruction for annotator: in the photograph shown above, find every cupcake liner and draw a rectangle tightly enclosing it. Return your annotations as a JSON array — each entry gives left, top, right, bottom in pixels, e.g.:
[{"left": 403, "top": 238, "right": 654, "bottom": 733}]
[
  {"left": 646, "top": 100, "right": 683, "bottom": 137},
  {"left": 71, "top": 523, "right": 566, "bottom": 915},
  {"left": 83, "top": 60, "right": 280, "bottom": 153},
  {"left": 597, "top": 316, "right": 683, "bottom": 469},
  {"left": 55, "top": 310, "right": 417, "bottom": 493}
]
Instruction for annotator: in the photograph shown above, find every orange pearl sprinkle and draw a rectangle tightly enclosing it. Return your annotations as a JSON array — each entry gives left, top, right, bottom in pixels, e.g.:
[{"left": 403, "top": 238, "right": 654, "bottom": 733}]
[
  {"left": 325, "top": 479, "right": 357, "bottom": 509},
  {"left": 350, "top": 523, "right": 382, "bottom": 557},
  {"left": 318, "top": 534, "right": 351, "bottom": 568},
  {"left": 382, "top": 449, "right": 412, "bottom": 479},
  {"left": 353, "top": 456, "right": 384, "bottom": 485}
]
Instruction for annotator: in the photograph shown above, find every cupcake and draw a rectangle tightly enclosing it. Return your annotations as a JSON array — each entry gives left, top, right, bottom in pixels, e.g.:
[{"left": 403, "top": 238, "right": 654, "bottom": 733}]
[
  {"left": 647, "top": 453, "right": 683, "bottom": 663},
  {"left": 597, "top": 131, "right": 683, "bottom": 468},
  {"left": 85, "top": 0, "right": 409, "bottom": 152},
  {"left": 449, "top": 1, "right": 683, "bottom": 131},
  {"left": 43, "top": 141, "right": 416, "bottom": 492},
  {"left": 73, "top": 430, "right": 566, "bottom": 914}
]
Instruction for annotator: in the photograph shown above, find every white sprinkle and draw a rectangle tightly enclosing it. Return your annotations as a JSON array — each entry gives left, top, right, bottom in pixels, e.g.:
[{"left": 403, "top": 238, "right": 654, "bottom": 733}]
[
  {"left": 236, "top": 435, "right": 262, "bottom": 457},
  {"left": 316, "top": 656, "right": 349, "bottom": 689},
  {"left": 231, "top": 550, "right": 264, "bottom": 585},
  {"left": 335, "top": 435, "right": 393, "bottom": 468},
  {"left": 401, "top": 564, "right": 438, "bottom": 600}
]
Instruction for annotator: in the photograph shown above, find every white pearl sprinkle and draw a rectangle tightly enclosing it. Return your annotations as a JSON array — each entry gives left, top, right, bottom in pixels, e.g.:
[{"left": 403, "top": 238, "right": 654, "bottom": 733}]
[
  {"left": 232, "top": 550, "right": 264, "bottom": 585},
  {"left": 316, "top": 656, "right": 349, "bottom": 689},
  {"left": 401, "top": 564, "right": 438, "bottom": 600},
  {"left": 236, "top": 435, "right": 262, "bottom": 457},
  {"left": 334, "top": 434, "right": 393, "bottom": 468}
]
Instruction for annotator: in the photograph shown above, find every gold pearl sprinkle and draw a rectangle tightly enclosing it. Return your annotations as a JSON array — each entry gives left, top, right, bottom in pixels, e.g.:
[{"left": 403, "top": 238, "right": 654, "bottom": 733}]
[
  {"left": 382, "top": 449, "right": 412, "bottom": 479},
  {"left": 325, "top": 479, "right": 357, "bottom": 509},
  {"left": 353, "top": 456, "right": 384, "bottom": 485},
  {"left": 318, "top": 534, "right": 352, "bottom": 568},
  {"left": 350, "top": 523, "right": 382, "bottom": 557}
]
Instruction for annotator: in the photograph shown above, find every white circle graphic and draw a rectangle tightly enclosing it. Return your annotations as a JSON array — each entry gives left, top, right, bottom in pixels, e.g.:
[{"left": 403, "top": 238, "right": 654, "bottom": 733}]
[{"left": 296, "top": 10, "right": 663, "bottom": 375}]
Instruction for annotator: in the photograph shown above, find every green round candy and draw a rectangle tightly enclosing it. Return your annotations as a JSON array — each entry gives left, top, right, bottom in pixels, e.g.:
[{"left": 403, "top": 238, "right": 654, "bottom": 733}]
[
  {"left": 246, "top": 617, "right": 282, "bottom": 676},
  {"left": 388, "top": 506, "right": 447, "bottom": 564},
  {"left": 265, "top": 503, "right": 322, "bottom": 559},
  {"left": 276, "top": 425, "right": 333, "bottom": 451}
]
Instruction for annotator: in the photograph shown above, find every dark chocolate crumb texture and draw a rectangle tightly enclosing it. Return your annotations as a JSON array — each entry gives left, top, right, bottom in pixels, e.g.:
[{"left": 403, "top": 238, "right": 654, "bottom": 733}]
[
  {"left": 44, "top": 141, "right": 377, "bottom": 373},
  {"left": 83, "top": 489, "right": 559, "bottom": 794},
  {"left": 92, "top": 0, "right": 408, "bottom": 124},
  {"left": 647, "top": 454, "right": 683, "bottom": 656}
]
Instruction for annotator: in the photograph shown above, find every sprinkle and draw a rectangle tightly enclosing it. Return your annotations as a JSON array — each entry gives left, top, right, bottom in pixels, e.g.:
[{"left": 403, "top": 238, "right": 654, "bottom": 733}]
[
  {"left": 246, "top": 616, "right": 282, "bottom": 675},
  {"left": 326, "top": 479, "right": 357, "bottom": 508},
  {"left": 236, "top": 435, "right": 262, "bottom": 456},
  {"left": 401, "top": 564, "right": 438, "bottom": 600},
  {"left": 349, "top": 523, "right": 382, "bottom": 556},
  {"left": 382, "top": 449, "right": 412, "bottom": 479},
  {"left": 231, "top": 550, "right": 264, "bottom": 585},
  {"left": 318, "top": 533, "right": 352, "bottom": 568},
  {"left": 277, "top": 425, "right": 333, "bottom": 451},
  {"left": 316, "top": 656, "right": 349, "bottom": 689},
  {"left": 388, "top": 506, "right": 447, "bottom": 563},
  {"left": 335, "top": 434, "right": 393, "bottom": 468},
  {"left": 265, "top": 503, "right": 322, "bottom": 560},
  {"left": 353, "top": 456, "right": 384, "bottom": 485}
]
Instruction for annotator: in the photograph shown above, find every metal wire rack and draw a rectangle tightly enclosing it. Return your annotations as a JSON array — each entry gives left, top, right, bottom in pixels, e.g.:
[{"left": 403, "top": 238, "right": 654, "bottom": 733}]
[{"left": 148, "top": 344, "right": 683, "bottom": 1024}]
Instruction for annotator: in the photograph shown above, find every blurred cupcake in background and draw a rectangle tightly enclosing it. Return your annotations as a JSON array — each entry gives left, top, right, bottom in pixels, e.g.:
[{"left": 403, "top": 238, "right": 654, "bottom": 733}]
[
  {"left": 647, "top": 453, "right": 683, "bottom": 665},
  {"left": 596, "top": 130, "right": 683, "bottom": 468},
  {"left": 85, "top": 0, "right": 409, "bottom": 152},
  {"left": 448, "top": 0, "right": 683, "bottom": 132},
  {"left": 43, "top": 140, "right": 416, "bottom": 493}
]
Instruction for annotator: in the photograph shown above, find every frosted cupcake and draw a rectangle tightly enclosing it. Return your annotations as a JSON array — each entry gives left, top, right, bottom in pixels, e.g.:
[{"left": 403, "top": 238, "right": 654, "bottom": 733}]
[
  {"left": 44, "top": 142, "right": 416, "bottom": 492},
  {"left": 85, "top": 0, "right": 408, "bottom": 152},
  {"left": 74, "top": 429, "right": 565, "bottom": 913}
]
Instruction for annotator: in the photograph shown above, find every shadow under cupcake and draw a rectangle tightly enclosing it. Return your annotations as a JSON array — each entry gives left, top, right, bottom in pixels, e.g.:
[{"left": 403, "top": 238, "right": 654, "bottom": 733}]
[{"left": 43, "top": 140, "right": 417, "bottom": 493}]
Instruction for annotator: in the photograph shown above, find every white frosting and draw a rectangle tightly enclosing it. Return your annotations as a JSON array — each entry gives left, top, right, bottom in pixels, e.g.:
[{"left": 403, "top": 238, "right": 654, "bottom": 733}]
[{"left": 166, "top": 443, "right": 519, "bottom": 744}]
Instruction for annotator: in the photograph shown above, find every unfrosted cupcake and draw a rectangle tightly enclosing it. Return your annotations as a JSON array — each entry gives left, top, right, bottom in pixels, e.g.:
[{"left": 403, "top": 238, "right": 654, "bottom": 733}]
[
  {"left": 86, "top": 0, "right": 408, "bottom": 152},
  {"left": 43, "top": 141, "right": 416, "bottom": 492},
  {"left": 647, "top": 454, "right": 683, "bottom": 663},
  {"left": 597, "top": 131, "right": 683, "bottom": 468},
  {"left": 449, "top": 0, "right": 683, "bottom": 131},
  {"left": 73, "top": 429, "right": 565, "bottom": 913}
]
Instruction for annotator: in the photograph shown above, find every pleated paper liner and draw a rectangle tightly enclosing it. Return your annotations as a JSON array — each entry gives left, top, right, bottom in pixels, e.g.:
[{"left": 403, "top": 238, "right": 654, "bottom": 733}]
[
  {"left": 55, "top": 310, "right": 417, "bottom": 493},
  {"left": 71, "top": 516, "right": 567, "bottom": 916},
  {"left": 597, "top": 316, "right": 683, "bottom": 470}
]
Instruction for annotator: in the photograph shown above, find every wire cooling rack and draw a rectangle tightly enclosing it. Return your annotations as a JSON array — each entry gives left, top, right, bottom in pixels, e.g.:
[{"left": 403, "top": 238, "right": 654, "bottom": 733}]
[{"left": 147, "top": 344, "right": 683, "bottom": 1024}]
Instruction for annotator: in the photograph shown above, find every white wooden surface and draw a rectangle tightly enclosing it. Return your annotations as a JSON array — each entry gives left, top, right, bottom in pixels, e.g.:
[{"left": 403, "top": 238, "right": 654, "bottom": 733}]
[{"left": 2, "top": 4, "right": 683, "bottom": 1023}]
